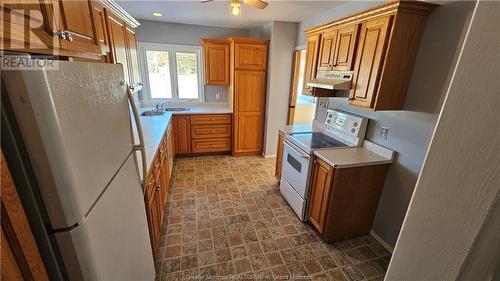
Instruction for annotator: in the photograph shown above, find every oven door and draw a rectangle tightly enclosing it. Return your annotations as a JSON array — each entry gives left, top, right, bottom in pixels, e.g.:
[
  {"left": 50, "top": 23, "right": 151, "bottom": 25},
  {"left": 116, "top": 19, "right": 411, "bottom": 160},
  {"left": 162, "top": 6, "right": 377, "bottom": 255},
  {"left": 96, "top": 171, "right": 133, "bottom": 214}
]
[{"left": 281, "top": 140, "right": 312, "bottom": 198}]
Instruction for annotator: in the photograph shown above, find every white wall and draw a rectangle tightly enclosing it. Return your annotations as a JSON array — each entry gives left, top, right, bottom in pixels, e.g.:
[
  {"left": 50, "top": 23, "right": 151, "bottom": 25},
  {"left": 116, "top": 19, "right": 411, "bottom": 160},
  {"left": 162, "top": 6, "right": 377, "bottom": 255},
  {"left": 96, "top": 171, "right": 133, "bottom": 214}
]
[
  {"left": 262, "top": 21, "right": 298, "bottom": 156},
  {"left": 135, "top": 20, "right": 249, "bottom": 102},
  {"left": 386, "top": 1, "right": 500, "bottom": 279},
  {"left": 308, "top": 1, "right": 475, "bottom": 246}
]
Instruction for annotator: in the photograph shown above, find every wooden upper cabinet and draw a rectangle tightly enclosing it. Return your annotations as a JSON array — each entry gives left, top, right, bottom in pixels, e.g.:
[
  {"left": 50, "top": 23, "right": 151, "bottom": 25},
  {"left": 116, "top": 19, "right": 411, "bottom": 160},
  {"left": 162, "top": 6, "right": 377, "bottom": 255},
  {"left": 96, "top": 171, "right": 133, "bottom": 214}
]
[
  {"left": 56, "top": 0, "right": 99, "bottom": 54},
  {"left": 317, "top": 28, "right": 338, "bottom": 71},
  {"left": 106, "top": 12, "right": 129, "bottom": 83},
  {"left": 350, "top": 16, "right": 392, "bottom": 109},
  {"left": 91, "top": 1, "right": 109, "bottom": 55},
  {"left": 304, "top": 1, "right": 437, "bottom": 110},
  {"left": 308, "top": 158, "right": 334, "bottom": 234},
  {"left": 333, "top": 24, "right": 359, "bottom": 71},
  {"left": 173, "top": 115, "right": 191, "bottom": 155},
  {"left": 202, "top": 39, "right": 230, "bottom": 85},
  {"left": 234, "top": 43, "right": 268, "bottom": 70},
  {"left": 125, "top": 26, "right": 142, "bottom": 91},
  {"left": 303, "top": 34, "right": 320, "bottom": 95},
  {"left": 0, "top": 1, "right": 60, "bottom": 52}
]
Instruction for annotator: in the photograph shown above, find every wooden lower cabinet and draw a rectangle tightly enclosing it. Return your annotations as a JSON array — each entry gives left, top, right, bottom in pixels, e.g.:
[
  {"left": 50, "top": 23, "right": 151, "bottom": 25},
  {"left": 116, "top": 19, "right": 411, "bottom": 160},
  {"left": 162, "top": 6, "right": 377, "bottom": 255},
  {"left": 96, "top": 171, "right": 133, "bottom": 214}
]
[
  {"left": 275, "top": 131, "right": 285, "bottom": 180},
  {"left": 174, "top": 114, "right": 232, "bottom": 155},
  {"left": 233, "top": 114, "right": 263, "bottom": 155},
  {"left": 173, "top": 115, "right": 191, "bottom": 155},
  {"left": 307, "top": 158, "right": 389, "bottom": 242},
  {"left": 145, "top": 129, "right": 172, "bottom": 258},
  {"left": 308, "top": 159, "right": 334, "bottom": 233}
]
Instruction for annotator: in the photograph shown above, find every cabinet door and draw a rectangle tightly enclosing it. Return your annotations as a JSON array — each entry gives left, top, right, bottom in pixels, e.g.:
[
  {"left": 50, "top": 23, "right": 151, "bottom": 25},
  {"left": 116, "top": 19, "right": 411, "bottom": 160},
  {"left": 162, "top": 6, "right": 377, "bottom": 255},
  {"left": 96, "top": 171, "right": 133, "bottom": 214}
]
[
  {"left": 233, "top": 114, "right": 263, "bottom": 154},
  {"left": 275, "top": 131, "right": 285, "bottom": 180},
  {"left": 160, "top": 142, "right": 170, "bottom": 208},
  {"left": 303, "top": 34, "right": 320, "bottom": 95},
  {"left": 234, "top": 70, "right": 266, "bottom": 113},
  {"left": 125, "top": 26, "right": 142, "bottom": 91},
  {"left": 308, "top": 159, "right": 334, "bottom": 234},
  {"left": 350, "top": 16, "right": 392, "bottom": 108},
  {"left": 203, "top": 42, "right": 230, "bottom": 85},
  {"left": 317, "top": 28, "right": 338, "bottom": 71},
  {"left": 333, "top": 24, "right": 359, "bottom": 71},
  {"left": 174, "top": 116, "right": 191, "bottom": 155},
  {"left": 57, "top": 0, "right": 99, "bottom": 53},
  {"left": 167, "top": 124, "right": 175, "bottom": 175},
  {"left": 234, "top": 43, "right": 268, "bottom": 70},
  {"left": 91, "top": 1, "right": 109, "bottom": 55},
  {"left": 106, "top": 12, "right": 129, "bottom": 84},
  {"left": 145, "top": 177, "right": 159, "bottom": 257},
  {"left": 0, "top": 1, "right": 60, "bottom": 52}
]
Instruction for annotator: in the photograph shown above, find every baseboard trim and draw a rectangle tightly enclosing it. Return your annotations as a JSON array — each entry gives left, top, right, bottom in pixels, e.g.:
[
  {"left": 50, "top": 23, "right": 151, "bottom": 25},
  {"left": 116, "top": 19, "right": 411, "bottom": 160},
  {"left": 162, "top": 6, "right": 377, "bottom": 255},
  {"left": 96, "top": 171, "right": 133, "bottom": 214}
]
[
  {"left": 370, "top": 230, "right": 394, "bottom": 253},
  {"left": 263, "top": 154, "right": 276, "bottom": 158}
]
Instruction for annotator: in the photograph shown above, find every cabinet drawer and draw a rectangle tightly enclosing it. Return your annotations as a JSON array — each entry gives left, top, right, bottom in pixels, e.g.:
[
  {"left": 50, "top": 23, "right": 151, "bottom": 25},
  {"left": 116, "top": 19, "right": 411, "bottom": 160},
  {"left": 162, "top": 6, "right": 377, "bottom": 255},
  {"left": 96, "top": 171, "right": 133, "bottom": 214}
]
[
  {"left": 192, "top": 138, "right": 231, "bottom": 153},
  {"left": 191, "top": 124, "right": 231, "bottom": 139},
  {"left": 190, "top": 114, "right": 231, "bottom": 125}
]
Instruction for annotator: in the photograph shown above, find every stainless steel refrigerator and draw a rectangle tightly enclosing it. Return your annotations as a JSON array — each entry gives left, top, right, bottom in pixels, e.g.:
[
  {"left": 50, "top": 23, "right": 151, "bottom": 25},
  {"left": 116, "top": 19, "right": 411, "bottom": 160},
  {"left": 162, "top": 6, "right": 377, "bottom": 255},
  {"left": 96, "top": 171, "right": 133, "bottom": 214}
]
[{"left": 2, "top": 60, "right": 155, "bottom": 280}]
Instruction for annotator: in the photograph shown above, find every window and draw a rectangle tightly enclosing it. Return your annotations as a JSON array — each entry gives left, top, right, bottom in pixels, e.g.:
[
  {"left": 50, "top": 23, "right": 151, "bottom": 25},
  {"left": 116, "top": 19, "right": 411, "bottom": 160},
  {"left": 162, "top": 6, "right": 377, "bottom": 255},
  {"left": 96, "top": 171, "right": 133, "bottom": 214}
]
[{"left": 139, "top": 43, "right": 203, "bottom": 103}]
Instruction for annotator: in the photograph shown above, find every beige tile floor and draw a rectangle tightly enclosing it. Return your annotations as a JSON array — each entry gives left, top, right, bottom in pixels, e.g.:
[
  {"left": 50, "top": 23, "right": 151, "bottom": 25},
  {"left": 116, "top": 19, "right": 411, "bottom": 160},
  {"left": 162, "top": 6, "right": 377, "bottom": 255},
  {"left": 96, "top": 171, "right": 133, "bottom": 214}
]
[{"left": 155, "top": 155, "right": 391, "bottom": 281}]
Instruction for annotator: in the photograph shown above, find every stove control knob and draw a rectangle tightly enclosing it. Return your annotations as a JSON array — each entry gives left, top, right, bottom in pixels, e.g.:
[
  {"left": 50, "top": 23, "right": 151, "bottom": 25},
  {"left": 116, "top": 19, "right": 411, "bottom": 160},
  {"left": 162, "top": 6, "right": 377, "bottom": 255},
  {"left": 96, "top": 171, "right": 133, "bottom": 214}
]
[
  {"left": 327, "top": 120, "right": 331, "bottom": 123},
  {"left": 353, "top": 122, "right": 358, "bottom": 127},
  {"left": 351, "top": 128, "right": 356, "bottom": 133},
  {"left": 328, "top": 114, "right": 332, "bottom": 118}
]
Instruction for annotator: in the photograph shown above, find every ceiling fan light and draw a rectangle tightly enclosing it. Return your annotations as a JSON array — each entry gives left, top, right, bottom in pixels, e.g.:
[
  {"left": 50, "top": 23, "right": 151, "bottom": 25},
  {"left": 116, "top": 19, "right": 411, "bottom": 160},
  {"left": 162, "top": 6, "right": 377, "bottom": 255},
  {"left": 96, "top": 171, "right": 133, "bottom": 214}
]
[{"left": 230, "top": 1, "right": 241, "bottom": 16}]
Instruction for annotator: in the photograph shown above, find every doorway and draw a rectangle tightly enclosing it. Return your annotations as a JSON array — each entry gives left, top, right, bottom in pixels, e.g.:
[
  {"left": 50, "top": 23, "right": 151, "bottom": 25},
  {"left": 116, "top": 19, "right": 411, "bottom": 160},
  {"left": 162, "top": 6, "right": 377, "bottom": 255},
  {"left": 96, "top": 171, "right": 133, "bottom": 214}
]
[{"left": 287, "top": 49, "right": 316, "bottom": 125}]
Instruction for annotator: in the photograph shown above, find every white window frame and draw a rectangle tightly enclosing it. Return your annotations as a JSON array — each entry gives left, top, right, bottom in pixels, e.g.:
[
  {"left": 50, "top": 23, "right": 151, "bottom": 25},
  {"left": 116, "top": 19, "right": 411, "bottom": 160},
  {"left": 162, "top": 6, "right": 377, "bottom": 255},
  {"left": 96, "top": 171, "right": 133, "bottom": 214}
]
[{"left": 138, "top": 42, "right": 204, "bottom": 105}]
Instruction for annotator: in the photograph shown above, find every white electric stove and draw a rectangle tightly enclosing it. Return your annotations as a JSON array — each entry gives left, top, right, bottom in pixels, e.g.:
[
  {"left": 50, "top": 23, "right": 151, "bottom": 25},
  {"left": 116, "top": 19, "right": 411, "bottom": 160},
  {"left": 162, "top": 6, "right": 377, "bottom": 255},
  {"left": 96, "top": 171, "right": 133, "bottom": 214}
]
[{"left": 280, "top": 110, "right": 368, "bottom": 221}]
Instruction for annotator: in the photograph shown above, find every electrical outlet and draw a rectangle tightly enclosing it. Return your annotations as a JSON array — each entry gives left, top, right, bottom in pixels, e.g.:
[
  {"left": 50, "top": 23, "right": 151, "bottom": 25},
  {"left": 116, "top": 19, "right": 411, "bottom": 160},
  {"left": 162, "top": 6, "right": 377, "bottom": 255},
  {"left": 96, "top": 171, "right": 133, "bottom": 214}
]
[
  {"left": 215, "top": 93, "right": 221, "bottom": 100},
  {"left": 380, "top": 127, "right": 389, "bottom": 140}
]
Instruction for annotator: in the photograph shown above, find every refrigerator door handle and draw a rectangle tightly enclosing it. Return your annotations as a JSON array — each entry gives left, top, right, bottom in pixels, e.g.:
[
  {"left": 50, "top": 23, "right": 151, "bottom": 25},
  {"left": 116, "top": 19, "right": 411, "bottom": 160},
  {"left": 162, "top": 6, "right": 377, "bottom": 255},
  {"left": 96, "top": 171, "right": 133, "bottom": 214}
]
[{"left": 126, "top": 86, "right": 147, "bottom": 191}]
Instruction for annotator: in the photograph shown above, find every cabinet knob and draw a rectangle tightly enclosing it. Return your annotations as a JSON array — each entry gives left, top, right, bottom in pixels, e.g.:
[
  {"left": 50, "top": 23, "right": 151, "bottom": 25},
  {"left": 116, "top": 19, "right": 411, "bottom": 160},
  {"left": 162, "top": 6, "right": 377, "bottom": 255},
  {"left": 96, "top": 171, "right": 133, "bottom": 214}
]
[
  {"left": 52, "top": 30, "right": 65, "bottom": 39},
  {"left": 63, "top": 31, "right": 73, "bottom": 42}
]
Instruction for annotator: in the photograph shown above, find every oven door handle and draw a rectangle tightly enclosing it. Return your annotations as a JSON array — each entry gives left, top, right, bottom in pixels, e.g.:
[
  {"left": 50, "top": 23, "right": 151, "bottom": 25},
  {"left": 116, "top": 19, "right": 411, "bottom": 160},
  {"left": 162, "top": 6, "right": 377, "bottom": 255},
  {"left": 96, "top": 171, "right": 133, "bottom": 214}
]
[{"left": 284, "top": 140, "right": 310, "bottom": 159}]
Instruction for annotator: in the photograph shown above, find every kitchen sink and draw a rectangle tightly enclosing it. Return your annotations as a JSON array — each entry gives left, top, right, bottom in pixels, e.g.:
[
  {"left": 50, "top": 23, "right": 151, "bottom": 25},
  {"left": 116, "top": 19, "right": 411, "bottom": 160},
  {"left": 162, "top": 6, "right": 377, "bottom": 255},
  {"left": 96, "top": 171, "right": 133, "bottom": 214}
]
[
  {"left": 141, "top": 110, "right": 164, "bottom": 116},
  {"left": 165, "top": 107, "right": 190, "bottom": 112}
]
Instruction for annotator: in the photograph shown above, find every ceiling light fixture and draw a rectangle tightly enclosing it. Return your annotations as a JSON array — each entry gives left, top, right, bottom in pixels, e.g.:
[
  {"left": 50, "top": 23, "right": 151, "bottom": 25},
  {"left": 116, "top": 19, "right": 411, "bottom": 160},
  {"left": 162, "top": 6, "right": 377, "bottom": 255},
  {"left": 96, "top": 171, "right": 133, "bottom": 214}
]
[
  {"left": 152, "top": 12, "right": 162, "bottom": 17},
  {"left": 230, "top": 0, "right": 241, "bottom": 16}
]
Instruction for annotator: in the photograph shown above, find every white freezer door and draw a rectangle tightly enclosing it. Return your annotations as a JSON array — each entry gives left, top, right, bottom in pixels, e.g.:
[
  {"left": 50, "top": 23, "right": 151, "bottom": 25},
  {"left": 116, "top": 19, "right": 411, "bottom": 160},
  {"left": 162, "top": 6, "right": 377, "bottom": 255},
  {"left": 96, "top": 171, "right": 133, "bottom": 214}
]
[
  {"left": 55, "top": 155, "right": 154, "bottom": 281},
  {"left": 3, "top": 61, "right": 134, "bottom": 229}
]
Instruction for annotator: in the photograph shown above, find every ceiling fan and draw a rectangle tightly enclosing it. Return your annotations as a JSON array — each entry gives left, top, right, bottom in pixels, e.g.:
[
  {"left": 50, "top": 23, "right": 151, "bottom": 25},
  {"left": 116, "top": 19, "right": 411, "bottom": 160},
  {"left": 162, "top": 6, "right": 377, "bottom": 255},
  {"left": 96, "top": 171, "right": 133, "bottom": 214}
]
[{"left": 201, "top": 0, "right": 269, "bottom": 16}]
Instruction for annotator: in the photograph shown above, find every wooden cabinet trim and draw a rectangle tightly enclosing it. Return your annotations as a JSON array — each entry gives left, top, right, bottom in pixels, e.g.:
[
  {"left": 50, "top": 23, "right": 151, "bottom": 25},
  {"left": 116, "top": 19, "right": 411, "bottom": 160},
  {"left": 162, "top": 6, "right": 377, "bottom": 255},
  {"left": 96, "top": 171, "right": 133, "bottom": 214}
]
[{"left": 304, "top": 1, "right": 437, "bottom": 35}]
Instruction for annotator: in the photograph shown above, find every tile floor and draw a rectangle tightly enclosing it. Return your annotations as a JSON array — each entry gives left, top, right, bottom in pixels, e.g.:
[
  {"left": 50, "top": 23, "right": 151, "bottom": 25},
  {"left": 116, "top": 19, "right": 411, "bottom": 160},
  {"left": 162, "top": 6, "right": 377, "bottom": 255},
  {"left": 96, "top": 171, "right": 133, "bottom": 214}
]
[{"left": 155, "top": 155, "right": 391, "bottom": 281}]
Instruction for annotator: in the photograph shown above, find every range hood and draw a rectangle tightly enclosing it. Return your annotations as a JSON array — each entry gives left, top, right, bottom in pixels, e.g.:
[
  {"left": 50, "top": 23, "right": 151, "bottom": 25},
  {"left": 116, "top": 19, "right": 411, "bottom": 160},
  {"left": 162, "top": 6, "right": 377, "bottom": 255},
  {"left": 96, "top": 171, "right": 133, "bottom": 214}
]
[{"left": 307, "top": 71, "right": 353, "bottom": 90}]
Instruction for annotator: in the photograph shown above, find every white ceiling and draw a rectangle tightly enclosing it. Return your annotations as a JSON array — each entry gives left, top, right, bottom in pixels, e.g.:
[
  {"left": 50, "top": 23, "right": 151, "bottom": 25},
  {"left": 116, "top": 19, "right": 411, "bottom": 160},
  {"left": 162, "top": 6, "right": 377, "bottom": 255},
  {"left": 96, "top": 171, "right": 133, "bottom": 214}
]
[{"left": 118, "top": 0, "right": 344, "bottom": 29}]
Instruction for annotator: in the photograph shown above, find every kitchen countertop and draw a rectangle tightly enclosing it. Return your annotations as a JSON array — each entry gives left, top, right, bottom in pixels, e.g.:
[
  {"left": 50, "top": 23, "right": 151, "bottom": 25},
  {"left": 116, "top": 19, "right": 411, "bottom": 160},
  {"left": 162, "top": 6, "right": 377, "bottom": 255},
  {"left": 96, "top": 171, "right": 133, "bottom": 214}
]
[
  {"left": 313, "top": 140, "right": 395, "bottom": 169},
  {"left": 278, "top": 120, "right": 324, "bottom": 134},
  {"left": 135, "top": 103, "right": 232, "bottom": 173}
]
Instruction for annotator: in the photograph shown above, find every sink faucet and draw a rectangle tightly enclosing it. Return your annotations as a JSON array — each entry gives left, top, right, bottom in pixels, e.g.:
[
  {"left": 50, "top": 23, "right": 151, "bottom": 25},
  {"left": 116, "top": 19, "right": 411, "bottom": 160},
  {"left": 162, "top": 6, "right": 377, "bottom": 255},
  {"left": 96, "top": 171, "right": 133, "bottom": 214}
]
[{"left": 155, "top": 101, "right": 167, "bottom": 111}]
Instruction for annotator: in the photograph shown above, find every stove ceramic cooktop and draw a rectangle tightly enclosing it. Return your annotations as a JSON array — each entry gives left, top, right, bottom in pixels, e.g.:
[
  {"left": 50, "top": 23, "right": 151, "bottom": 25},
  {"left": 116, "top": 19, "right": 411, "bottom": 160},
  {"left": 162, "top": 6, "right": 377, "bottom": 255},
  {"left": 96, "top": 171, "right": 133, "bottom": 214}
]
[{"left": 289, "top": 132, "right": 348, "bottom": 150}]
